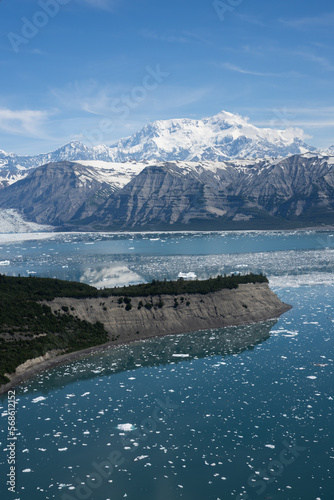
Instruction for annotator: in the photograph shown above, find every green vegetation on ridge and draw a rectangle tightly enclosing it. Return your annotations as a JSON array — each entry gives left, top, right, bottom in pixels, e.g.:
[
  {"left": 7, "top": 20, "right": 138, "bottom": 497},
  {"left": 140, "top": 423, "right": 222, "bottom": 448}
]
[
  {"left": 100, "top": 273, "right": 268, "bottom": 297},
  {"left": 0, "top": 275, "right": 107, "bottom": 385}
]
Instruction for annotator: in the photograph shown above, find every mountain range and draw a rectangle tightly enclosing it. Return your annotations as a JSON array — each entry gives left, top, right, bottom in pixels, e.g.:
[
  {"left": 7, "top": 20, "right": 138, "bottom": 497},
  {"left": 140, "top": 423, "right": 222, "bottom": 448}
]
[
  {"left": 0, "top": 110, "right": 333, "bottom": 230},
  {"left": 0, "top": 110, "right": 325, "bottom": 188},
  {"left": 0, "top": 153, "right": 333, "bottom": 230}
]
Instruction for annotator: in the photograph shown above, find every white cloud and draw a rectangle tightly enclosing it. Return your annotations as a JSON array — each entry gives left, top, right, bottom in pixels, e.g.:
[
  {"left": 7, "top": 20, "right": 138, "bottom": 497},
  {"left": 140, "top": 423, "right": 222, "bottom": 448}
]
[
  {"left": 246, "top": 106, "right": 334, "bottom": 132},
  {"left": 50, "top": 77, "right": 209, "bottom": 119},
  {"left": 281, "top": 11, "right": 334, "bottom": 28},
  {"left": 50, "top": 80, "right": 125, "bottom": 116},
  {"left": 148, "top": 86, "right": 211, "bottom": 111},
  {"left": 78, "top": 0, "right": 119, "bottom": 11},
  {"left": 140, "top": 30, "right": 207, "bottom": 44},
  {"left": 292, "top": 51, "right": 334, "bottom": 71},
  {"left": 234, "top": 13, "right": 266, "bottom": 27},
  {"left": 0, "top": 108, "right": 49, "bottom": 136},
  {"left": 281, "top": 106, "right": 334, "bottom": 115},
  {"left": 221, "top": 63, "right": 294, "bottom": 78},
  {"left": 256, "top": 118, "right": 334, "bottom": 130}
]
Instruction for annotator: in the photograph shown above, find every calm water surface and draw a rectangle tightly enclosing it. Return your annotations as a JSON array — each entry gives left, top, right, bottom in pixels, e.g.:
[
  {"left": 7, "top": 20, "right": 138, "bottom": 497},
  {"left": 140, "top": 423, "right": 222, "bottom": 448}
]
[{"left": 0, "top": 231, "right": 333, "bottom": 499}]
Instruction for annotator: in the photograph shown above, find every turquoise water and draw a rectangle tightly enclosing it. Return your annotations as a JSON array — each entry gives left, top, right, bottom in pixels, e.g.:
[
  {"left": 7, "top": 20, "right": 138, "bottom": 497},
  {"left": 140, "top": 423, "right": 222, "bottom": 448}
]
[{"left": 0, "top": 231, "right": 333, "bottom": 499}]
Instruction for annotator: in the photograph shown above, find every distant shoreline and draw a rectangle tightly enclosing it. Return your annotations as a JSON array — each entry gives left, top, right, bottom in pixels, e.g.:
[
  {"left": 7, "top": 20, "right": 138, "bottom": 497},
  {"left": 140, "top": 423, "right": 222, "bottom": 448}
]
[{"left": 1, "top": 225, "right": 334, "bottom": 237}]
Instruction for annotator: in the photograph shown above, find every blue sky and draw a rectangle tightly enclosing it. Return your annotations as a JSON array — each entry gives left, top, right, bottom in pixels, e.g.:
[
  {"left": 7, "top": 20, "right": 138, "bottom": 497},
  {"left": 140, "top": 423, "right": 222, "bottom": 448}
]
[{"left": 0, "top": 0, "right": 333, "bottom": 154}]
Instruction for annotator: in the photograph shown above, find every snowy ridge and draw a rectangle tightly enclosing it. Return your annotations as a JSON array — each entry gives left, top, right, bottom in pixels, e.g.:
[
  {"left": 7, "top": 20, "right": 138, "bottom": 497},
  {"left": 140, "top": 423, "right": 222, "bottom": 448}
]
[
  {"left": 78, "top": 160, "right": 154, "bottom": 190},
  {"left": 320, "top": 145, "right": 334, "bottom": 156},
  {"left": 0, "top": 110, "right": 320, "bottom": 188},
  {"left": 106, "top": 110, "right": 315, "bottom": 162}
]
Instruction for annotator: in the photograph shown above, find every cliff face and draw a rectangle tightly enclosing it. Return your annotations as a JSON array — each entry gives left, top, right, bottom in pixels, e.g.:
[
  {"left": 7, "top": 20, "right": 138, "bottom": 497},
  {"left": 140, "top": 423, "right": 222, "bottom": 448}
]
[{"left": 47, "top": 283, "right": 291, "bottom": 344}]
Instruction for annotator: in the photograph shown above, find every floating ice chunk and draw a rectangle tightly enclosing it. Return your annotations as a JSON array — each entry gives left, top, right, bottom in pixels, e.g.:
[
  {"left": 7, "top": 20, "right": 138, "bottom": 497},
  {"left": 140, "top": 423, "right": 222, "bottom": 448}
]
[
  {"left": 58, "top": 483, "right": 72, "bottom": 490},
  {"left": 172, "top": 354, "right": 190, "bottom": 358},
  {"left": 22, "top": 469, "right": 32, "bottom": 472},
  {"left": 134, "top": 455, "right": 149, "bottom": 461},
  {"left": 32, "top": 396, "right": 46, "bottom": 403},
  {"left": 265, "top": 444, "right": 275, "bottom": 449},
  {"left": 117, "top": 424, "right": 136, "bottom": 431},
  {"left": 307, "top": 376, "right": 317, "bottom": 379},
  {"left": 58, "top": 448, "right": 68, "bottom": 451},
  {"left": 81, "top": 392, "right": 90, "bottom": 397},
  {"left": 282, "top": 331, "right": 299, "bottom": 337}
]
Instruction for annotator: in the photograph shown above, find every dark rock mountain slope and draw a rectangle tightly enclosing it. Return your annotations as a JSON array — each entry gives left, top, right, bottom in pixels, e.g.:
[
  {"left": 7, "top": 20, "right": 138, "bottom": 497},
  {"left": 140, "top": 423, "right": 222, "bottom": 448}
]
[
  {"left": 89, "top": 154, "right": 334, "bottom": 230},
  {"left": 0, "top": 154, "right": 333, "bottom": 230},
  {"left": 0, "top": 162, "right": 114, "bottom": 225}
]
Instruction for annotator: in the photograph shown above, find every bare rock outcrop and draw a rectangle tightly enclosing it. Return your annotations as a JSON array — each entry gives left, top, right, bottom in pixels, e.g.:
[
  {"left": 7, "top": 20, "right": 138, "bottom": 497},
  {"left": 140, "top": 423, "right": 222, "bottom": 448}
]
[{"left": 47, "top": 283, "right": 291, "bottom": 344}]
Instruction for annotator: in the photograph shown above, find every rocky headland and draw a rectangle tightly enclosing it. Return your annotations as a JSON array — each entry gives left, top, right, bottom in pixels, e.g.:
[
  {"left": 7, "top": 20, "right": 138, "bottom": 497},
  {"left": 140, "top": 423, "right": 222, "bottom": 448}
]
[{"left": 0, "top": 274, "right": 291, "bottom": 393}]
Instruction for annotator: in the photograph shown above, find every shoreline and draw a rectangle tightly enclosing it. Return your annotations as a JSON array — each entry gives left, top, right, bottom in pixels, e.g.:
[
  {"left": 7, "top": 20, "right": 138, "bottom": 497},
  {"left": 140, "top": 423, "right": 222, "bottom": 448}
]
[
  {"left": 0, "top": 225, "right": 333, "bottom": 242},
  {"left": 0, "top": 335, "right": 140, "bottom": 396},
  {"left": 0, "top": 283, "right": 292, "bottom": 395}
]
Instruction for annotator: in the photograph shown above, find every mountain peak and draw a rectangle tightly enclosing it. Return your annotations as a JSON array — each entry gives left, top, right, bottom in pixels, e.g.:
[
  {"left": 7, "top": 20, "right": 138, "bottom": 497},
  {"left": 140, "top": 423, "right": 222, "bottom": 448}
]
[
  {"left": 205, "top": 109, "right": 247, "bottom": 125},
  {"left": 57, "top": 140, "right": 88, "bottom": 151},
  {"left": 106, "top": 110, "right": 315, "bottom": 162}
]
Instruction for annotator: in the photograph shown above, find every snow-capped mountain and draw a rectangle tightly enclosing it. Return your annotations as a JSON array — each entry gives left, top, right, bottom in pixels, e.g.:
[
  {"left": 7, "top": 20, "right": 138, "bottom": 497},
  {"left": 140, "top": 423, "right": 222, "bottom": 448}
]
[
  {"left": 0, "top": 110, "right": 320, "bottom": 189},
  {"left": 0, "top": 141, "right": 123, "bottom": 188},
  {"left": 106, "top": 110, "right": 316, "bottom": 162}
]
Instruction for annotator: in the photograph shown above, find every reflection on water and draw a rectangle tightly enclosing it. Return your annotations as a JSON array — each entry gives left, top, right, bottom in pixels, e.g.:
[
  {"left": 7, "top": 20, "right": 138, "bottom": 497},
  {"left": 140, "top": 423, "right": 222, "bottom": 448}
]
[
  {"left": 79, "top": 263, "right": 144, "bottom": 288},
  {"left": 19, "top": 320, "right": 276, "bottom": 396}
]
